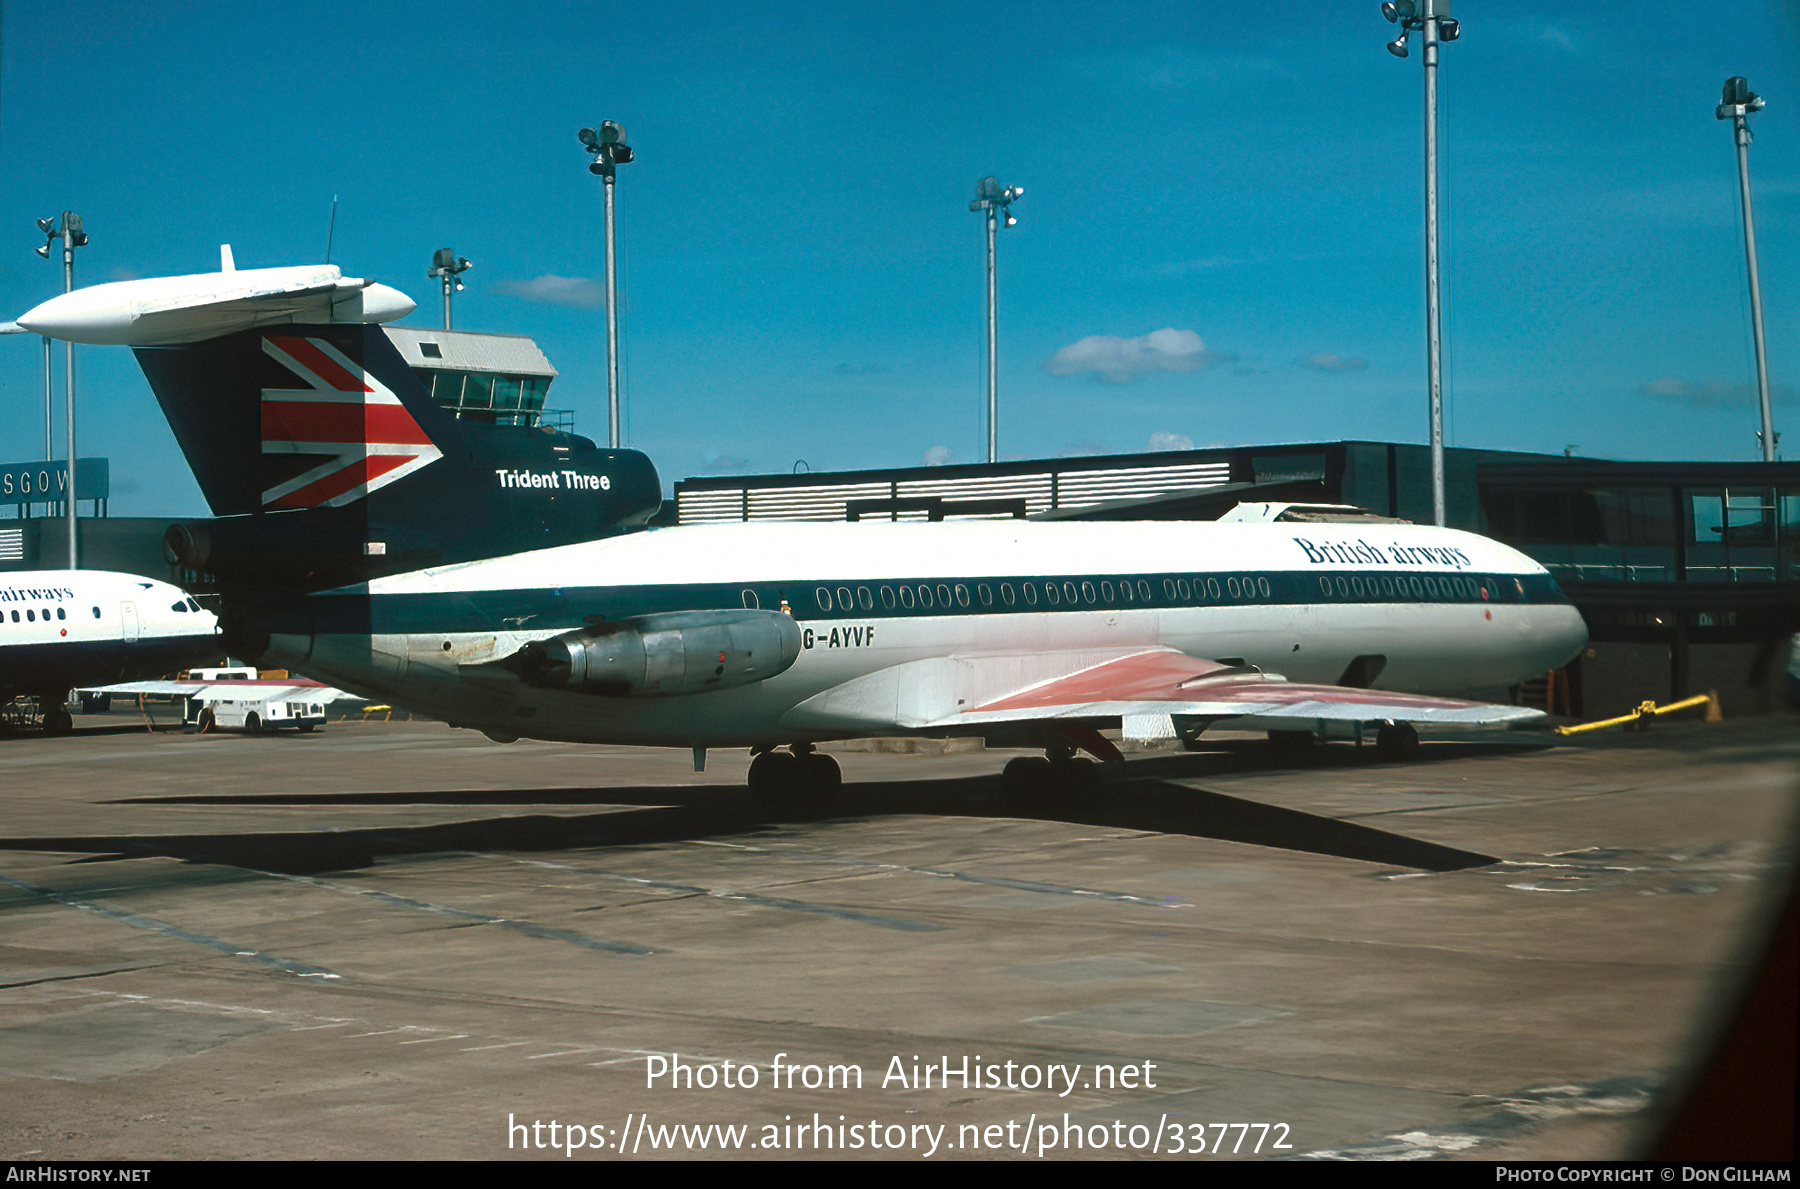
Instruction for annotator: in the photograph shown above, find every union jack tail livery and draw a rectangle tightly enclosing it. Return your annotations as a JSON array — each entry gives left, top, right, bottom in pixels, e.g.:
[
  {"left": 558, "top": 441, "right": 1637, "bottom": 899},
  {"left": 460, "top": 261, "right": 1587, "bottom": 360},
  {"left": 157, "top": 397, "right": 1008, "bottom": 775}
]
[
  {"left": 258, "top": 334, "right": 443, "bottom": 509},
  {"left": 133, "top": 323, "right": 661, "bottom": 591}
]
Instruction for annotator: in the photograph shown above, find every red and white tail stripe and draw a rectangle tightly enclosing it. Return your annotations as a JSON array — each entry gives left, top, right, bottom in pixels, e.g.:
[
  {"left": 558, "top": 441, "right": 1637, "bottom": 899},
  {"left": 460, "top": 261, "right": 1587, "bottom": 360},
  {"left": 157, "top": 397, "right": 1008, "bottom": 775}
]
[{"left": 259, "top": 335, "right": 442, "bottom": 509}]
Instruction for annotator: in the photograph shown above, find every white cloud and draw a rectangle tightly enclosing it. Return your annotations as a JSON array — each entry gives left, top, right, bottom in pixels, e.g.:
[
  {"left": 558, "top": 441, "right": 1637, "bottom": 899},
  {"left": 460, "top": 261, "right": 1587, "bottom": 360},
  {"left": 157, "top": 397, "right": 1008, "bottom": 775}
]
[
  {"left": 922, "top": 445, "right": 953, "bottom": 466},
  {"left": 1641, "top": 377, "right": 1796, "bottom": 408},
  {"left": 492, "top": 274, "right": 607, "bottom": 309},
  {"left": 1043, "top": 328, "right": 1232, "bottom": 384},
  {"left": 1148, "top": 431, "right": 1194, "bottom": 451},
  {"left": 1301, "top": 352, "right": 1368, "bottom": 372},
  {"left": 700, "top": 451, "right": 752, "bottom": 472}
]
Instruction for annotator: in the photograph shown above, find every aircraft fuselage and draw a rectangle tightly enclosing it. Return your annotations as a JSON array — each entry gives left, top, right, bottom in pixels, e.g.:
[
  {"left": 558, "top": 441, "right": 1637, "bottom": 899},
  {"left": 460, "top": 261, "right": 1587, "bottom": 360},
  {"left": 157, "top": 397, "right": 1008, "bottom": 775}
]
[{"left": 248, "top": 519, "right": 1587, "bottom": 749}]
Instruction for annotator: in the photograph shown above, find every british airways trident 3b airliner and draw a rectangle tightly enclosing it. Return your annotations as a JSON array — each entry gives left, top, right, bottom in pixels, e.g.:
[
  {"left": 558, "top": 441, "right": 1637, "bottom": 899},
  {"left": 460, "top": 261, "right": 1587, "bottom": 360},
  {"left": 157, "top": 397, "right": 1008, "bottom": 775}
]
[{"left": 15, "top": 261, "right": 1586, "bottom": 790}]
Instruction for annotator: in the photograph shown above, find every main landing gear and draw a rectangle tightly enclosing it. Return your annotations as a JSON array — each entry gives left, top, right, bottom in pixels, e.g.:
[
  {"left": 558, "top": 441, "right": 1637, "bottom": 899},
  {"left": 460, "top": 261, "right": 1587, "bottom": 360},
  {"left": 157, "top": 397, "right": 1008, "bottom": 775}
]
[
  {"left": 748, "top": 742, "right": 842, "bottom": 800},
  {"left": 1375, "top": 722, "right": 1420, "bottom": 761},
  {"left": 1262, "top": 721, "right": 1423, "bottom": 762},
  {"left": 38, "top": 690, "right": 72, "bottom": 736},
  {"left": 1001, "top": 738, "right": 1103, "bottom": 796}
]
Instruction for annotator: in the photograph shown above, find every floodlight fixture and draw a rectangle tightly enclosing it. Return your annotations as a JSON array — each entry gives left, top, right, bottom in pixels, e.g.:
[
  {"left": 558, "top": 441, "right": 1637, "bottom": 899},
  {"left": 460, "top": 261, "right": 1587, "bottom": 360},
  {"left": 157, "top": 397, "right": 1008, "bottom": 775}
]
[
  {"left": 579, "top": 122, "right": 633, "bottom": 447},
  {"left": 971, "top": 176, "right": 1023, "bottom": 463},
  {"left": 33, "top": 211, "right": 88, "bottom": 567},
  {"left": 1379, "top": 0, "right": 1458, "bottom": 525},
  {"left": 428, "top": 247, "right": 473, "bottom": 330},
  {"left": 1717, "top": 76, "right": 1777, "bottom": 460}
]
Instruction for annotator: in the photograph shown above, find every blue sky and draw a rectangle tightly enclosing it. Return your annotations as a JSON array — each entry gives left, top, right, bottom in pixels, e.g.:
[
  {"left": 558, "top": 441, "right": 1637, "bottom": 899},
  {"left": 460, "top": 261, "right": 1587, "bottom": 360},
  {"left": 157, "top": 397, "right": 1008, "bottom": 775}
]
[{"left": 2, "top": 1, "right": 1797, "bottom": 516}]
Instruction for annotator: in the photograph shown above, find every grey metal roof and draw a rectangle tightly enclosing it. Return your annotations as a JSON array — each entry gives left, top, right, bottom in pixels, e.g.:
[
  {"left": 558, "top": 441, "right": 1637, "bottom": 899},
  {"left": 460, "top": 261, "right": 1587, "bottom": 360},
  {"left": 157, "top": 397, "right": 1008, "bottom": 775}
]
[{"left": 382, "top": 327, "right": 558, "bottom": 377}]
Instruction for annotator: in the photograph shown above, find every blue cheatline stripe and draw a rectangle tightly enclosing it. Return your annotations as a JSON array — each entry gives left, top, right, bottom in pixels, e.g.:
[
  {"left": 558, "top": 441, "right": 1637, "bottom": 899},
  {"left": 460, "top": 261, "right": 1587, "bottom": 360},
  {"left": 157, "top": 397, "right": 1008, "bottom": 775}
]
[
  {"left": 275, "top": 569, "right": 1568, "bottom": 636},
  {"left": 0, "top": 872, "right": 342, "bottom": 980}
]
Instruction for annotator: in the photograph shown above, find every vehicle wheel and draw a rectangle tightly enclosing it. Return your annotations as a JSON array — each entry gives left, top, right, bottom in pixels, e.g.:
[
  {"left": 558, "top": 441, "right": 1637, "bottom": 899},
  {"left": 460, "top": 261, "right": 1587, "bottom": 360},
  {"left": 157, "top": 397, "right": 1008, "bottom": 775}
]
[
  {"left": 747, "top": 750, "right": 801, "bottom": 799},
  {"left": 1376, "top": 723, "right": 1420, "bottom": 761},
  {"left": 1002, "top": 755, "right": 1052, "bottom": 793},
  {"left": 296, "top": 722, "right": 316, "bottom": 734},
  {"left": 245, "top": 712, "right": 263, "bottom": 736},
  {"left": 42, "top": 708, "right": 73, "bottom": 736},
  {"left": 196, "top": 708, "right": 215, "bottom": 734}
]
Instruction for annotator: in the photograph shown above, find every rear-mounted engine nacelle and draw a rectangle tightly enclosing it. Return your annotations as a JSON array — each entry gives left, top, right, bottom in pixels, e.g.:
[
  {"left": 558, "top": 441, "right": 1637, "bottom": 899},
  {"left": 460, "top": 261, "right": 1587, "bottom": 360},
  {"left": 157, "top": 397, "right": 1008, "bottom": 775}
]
[{"left": 519, "top": 609, "right": 802, "bottom": 696}]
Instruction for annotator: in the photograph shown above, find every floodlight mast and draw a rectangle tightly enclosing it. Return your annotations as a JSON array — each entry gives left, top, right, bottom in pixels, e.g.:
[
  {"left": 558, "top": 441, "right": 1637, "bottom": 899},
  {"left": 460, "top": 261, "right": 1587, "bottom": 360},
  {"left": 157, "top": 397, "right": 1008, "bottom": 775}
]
[
  {"left": 579, "top": 122, "right": 633, "bottom": 448},
  {"left": 427, "top": 248, "right": 472, "bottom": 331},
  {"left": 1717, "top": 77, "right": 1777, "bottom": 462},
  {"left": 1381, "top": 0, "right": 1459, "bottom": 526},
  {"left": 970, "top": 177, "right": 1021, "bottom": 464},
  {"left": 35, "top": 212, "right": 87, "bottom": 568}
]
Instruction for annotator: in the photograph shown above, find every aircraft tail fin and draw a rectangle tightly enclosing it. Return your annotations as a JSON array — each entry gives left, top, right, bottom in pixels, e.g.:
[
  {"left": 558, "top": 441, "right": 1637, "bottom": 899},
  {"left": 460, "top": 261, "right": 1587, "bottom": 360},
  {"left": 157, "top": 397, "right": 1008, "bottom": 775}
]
[{"left": 133, "top": 323, "right": 661, "bottom": 588}]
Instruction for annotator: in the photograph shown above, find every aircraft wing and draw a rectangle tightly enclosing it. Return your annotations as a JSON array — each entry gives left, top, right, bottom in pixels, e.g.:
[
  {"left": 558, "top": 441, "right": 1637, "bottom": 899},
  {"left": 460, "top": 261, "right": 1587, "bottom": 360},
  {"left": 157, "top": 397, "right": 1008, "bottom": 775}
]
[
  {"left": 84, "top": 678, "right": 349, "bottom": 701},
  {"left": 780, "top": 646, "right": 1542, "bottom": 735}
]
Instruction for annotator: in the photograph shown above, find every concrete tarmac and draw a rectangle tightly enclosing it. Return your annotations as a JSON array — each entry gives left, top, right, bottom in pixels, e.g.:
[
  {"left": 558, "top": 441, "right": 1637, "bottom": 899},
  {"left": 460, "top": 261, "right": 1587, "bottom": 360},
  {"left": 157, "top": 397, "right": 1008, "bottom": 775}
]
[{"left": 0, "top": 714, "right": 1793, "bottom": 1161}]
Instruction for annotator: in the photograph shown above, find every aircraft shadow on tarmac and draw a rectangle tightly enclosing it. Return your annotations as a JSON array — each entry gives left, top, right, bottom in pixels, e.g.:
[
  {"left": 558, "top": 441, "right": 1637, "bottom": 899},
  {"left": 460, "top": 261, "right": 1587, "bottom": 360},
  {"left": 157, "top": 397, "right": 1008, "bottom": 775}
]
[{"left": 0, "top": 741, "right": 1510, "bottom": 878}]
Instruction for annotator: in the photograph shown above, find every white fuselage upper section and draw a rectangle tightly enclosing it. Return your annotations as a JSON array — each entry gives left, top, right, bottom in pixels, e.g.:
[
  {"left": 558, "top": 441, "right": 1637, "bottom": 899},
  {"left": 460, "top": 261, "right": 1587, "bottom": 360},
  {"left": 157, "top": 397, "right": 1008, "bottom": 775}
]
[{"left": 0, "top": 570, "right": 220, "bottom": 697}]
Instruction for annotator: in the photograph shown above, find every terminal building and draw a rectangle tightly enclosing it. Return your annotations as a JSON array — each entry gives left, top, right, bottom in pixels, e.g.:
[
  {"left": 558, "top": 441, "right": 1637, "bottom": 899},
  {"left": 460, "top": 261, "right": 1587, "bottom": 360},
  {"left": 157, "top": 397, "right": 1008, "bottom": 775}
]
[
  {"left": 6, "top": 332, "right": 1795, "bottom": 721},
  {"left": 674, "top": 441, "right": 1800, "bottom": 719}
]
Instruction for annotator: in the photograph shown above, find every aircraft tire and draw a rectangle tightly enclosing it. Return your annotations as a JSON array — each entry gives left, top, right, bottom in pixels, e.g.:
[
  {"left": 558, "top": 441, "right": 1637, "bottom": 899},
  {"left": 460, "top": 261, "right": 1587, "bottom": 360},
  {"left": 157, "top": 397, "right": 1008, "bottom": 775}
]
[
  {"left": 799, "top": 753, "right": 842, "bottom": 797},
  {"left": 1049, "top": 757, "right": 1101, "bottom": 796},
  {"left": 1002, "top": 756, "right": 1052, "bottom": 793},
  {"left": 747, "top": 751, "right": 801, "bottom": 799},
  {"left": 1376, "top": 723, "right": 1420, "bottom": 761},
  {"left": 1267, "top": 729, "right": 1316, "bottom": 751},
  {"left": 42, "top": 708, "right": 73, "bottom": 736}
]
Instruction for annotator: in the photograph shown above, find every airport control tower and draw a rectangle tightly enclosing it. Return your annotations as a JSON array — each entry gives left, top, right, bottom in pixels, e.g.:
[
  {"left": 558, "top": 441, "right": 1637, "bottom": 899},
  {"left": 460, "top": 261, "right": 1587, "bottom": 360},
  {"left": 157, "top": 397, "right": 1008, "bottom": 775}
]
[{"left": 381, "top": 326, "right": 565, "bottom": 431}]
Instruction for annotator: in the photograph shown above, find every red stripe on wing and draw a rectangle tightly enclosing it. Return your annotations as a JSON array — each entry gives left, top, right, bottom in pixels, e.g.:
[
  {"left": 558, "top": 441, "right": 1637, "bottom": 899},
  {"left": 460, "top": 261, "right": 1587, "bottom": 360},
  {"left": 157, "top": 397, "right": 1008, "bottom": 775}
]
[
  {"left": 968, "top": 650, "right": 1497, "bottom": 715},
  {"left": 971, "top": 652, "right": 1231, "bottom": 712}
]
